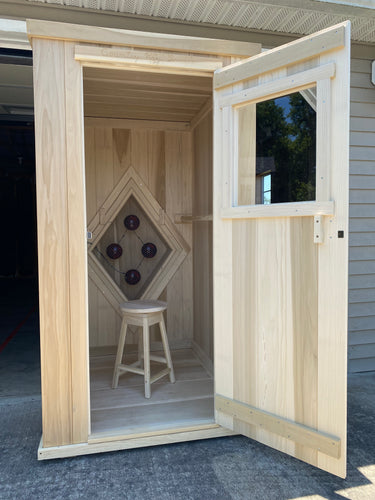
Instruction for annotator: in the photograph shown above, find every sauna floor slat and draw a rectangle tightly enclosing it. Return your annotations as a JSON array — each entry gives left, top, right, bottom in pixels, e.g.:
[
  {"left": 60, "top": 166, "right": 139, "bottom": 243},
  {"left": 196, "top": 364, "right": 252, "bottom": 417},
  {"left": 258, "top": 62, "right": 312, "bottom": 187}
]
[{"left": 90, "top": 348, "right": 214, "bottom": 436}]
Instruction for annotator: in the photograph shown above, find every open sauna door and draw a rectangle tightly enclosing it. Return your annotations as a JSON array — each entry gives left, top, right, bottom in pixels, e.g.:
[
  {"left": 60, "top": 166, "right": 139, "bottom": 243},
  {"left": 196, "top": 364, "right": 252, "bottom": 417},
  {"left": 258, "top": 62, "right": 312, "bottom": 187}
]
[{"left": 213, "top": 22, "right": 350, "bottom": 478}]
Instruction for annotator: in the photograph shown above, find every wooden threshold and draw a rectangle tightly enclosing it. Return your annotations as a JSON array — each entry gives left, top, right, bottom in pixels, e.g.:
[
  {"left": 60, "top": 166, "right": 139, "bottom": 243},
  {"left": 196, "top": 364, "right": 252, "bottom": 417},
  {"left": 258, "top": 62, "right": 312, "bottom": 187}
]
[{"left": 37, "top": 424, "right": 236, "bottom": 460}]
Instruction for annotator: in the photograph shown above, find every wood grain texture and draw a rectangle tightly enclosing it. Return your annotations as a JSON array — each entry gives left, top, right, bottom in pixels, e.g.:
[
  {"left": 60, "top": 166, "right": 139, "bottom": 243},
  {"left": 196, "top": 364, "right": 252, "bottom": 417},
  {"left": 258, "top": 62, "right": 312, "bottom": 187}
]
[
  {"left": 33, "top": 38, "right": 90, "bottom": 447},
  {"left": 165, "top": 130, "right": 193, "bottom": 347},
  {"left": 221, "top": 201, "right": 335, "bottom": 219},
  {"left": 237, "top": 105, "right": 256, "bottom": 206},
  {"left": 38, "top": 425, "right": 234, "bottom": 460},
  {"left": 192, "top": 112, "right": 213, "bottom": 365},
  {"left": 85, "top": 123, "right": 193, "bottom": 349},
  {"left": 33, "top": 38, "right": 72, "bottom": 448},
  {"left": 90, "top": 349, "right": 213, "bottom": 435},
  {"left": 216, "top": 395, "right": 339, "bottom": 459},
  {"left": 213, "top": 75, "right": 237, "bottom": 432},
  {"left": 83, "top": 67, "right": 212, "bottom": 122},
  {"left": 27, "top": 19, "right": 260, "bottom": 57},
  {"left": 214, "top": 23, "right": 346, "bottom": 89},
  {"left": 218, "top": 63, "right": 335, "bottom": 109},
  {"left": 214, "top": 25, "right": 350, "bottom": 477},
  {"left": 85, "top": 117, "right": 190, "bottom": 132},
  {"left": 75, "top": 44, "right": 223, "bottom": 76},
  {"left": 316, "top": 24, "right": 350, "bottom": 477},
  {"left": 64, "top": 41, "right": 90, "bottom": 443}
]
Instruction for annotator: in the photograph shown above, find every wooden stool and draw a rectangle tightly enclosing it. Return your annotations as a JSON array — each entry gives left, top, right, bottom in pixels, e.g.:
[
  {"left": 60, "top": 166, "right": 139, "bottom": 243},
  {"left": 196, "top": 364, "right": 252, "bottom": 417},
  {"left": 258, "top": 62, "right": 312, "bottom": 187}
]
[{"left": 112, "top": 300, "right": 175, "bottom": 398}]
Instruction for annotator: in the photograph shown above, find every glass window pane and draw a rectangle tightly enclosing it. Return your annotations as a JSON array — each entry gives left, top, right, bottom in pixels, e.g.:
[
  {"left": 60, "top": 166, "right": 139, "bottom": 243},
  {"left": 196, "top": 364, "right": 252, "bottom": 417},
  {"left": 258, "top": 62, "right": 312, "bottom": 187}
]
[
  {"left": 237, "top": 88, "right": 316, "bottom": 206},
  {"left": 255, "top": 89, "right": 316, "bottom": 204},
  {"left": 263, "top": 191, "right": 271, "bottom": 205},
  {"left": 263, "top": 173, "right": 271, "bottom": 192}
]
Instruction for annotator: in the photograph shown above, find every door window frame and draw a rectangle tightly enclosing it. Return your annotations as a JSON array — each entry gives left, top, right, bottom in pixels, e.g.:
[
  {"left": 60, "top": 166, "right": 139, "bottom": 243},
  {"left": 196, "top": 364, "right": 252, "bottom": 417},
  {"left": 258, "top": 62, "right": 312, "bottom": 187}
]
[{"left": 218, "top": 63, "right": 336, "bottom": 220}]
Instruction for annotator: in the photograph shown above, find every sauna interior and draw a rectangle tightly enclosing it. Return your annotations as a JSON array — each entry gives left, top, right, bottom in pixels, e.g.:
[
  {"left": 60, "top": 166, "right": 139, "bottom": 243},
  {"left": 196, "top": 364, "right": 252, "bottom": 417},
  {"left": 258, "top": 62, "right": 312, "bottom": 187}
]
[{"left": 83, "top": 66, "right": 214, "bottom": 437}]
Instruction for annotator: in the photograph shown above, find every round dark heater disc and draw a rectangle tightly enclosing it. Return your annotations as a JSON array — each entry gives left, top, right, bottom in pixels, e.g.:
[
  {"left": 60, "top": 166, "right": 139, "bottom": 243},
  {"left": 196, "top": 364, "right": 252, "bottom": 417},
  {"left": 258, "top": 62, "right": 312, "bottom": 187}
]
[
  {"left": 125, "top": 269, "right": 141, "bottom": 285},
  {"left": 106, "top": 243, "right": 123, "bottom": 260},
  {"left": 124, "top": 214, "right": 140, "bottom": 231},
  {"left": 142, "top": 242, "right": 157, "bottom": 259}
]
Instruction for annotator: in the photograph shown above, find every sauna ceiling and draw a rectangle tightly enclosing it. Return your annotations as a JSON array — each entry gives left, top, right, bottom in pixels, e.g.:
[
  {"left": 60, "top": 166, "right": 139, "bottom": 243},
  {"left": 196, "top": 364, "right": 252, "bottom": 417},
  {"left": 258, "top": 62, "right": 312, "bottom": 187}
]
[{"left": 83, "top": 67, "right": 212, "bottom": 122}]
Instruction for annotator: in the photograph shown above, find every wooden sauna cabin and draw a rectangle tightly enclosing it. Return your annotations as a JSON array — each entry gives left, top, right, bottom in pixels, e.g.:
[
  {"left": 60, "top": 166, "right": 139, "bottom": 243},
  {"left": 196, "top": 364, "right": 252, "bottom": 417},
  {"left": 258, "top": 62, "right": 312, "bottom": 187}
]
[{"left": 29, "top": 19, "right": 351, "bottom": 478}]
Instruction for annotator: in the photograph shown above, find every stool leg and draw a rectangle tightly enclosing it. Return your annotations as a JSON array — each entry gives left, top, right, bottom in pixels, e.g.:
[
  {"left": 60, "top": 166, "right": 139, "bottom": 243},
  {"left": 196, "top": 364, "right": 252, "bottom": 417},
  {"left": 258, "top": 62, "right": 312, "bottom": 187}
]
[
  {"left": 137, "top": 328, "right": 143, "bottom": 369},
  {"left": 143, "top": 317, "right": 151, "bottom": 399},
  {"left": 159, "top": 314, "right": 175, "bottom": 384},
  {"left": 112, "top": 318, "right": 128, "bottom": 389}
]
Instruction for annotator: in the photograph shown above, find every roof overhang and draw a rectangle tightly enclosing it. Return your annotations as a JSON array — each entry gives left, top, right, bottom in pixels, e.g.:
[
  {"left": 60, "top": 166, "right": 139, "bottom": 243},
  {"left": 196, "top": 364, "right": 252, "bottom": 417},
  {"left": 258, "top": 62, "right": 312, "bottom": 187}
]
[
  {"left": 0, "top": 1, "right": 374, "bottom": 53},
  {"left": 2, "top": 0, "right": 372, "bottom": 44}
]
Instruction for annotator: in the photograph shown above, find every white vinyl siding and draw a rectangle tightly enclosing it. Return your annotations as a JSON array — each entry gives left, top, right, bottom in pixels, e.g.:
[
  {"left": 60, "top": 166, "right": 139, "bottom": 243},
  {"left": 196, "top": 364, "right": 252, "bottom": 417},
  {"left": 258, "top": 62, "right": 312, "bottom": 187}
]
[{"left": 349, "top": 56, "right": 375, "bottom": 372}]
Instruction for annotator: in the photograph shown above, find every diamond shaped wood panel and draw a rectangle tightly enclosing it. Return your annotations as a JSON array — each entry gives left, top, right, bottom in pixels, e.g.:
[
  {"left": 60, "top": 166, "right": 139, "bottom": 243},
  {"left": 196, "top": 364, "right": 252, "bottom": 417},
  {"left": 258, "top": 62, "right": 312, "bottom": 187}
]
[{"left": 87, "top": 166, "right": 190, "bottom": 314}]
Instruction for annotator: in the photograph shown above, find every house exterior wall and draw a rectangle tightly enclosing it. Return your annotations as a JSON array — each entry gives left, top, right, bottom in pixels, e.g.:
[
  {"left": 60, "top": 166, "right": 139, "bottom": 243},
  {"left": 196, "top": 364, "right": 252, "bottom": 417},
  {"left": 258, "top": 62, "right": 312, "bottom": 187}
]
[{"left": 349, "top": 55, "right": 375, "bottom": 372}]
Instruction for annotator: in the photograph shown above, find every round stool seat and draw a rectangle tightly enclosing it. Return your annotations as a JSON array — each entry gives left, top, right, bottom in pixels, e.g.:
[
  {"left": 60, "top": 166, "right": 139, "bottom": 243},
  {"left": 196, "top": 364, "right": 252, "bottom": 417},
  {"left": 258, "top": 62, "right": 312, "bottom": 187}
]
[
  {"left": 120, "top": 300, "right": 167, "bottom": 314},
  {"left": 113, "top": 299, "right": 175, "bottom": 399}
]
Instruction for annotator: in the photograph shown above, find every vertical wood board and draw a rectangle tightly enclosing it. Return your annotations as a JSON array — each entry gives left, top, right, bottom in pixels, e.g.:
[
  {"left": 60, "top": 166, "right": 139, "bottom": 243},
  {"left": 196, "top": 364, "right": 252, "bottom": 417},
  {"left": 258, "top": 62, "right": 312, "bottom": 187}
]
[
  {"left": 192, "top": 112, "right": 213, "bottom": 363},
  {"left": 213, "top": 23, "right": 350, "bottom": 477},
  {"left": 85, "top": 122, "right": 193, "bottom": 348},
  {"left": 33, "top": 38, "right": 72, "bottom": 447},
  {"left": 64, "top": 41, "right": 90, "bottom": 443}
]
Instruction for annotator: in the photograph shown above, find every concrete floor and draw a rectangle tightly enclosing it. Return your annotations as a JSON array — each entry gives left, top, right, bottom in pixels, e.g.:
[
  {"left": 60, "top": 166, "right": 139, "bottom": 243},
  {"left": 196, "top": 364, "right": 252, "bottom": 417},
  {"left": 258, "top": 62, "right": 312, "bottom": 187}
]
[{"left": 0, "top": 279, "right": 375, "bottom": 500}]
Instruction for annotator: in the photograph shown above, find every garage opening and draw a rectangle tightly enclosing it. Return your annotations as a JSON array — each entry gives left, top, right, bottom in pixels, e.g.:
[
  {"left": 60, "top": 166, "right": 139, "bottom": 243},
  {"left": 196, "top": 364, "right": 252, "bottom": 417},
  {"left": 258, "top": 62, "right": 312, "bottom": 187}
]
[{"left": 0, "top": 48, "right": 39, "bottom": 400}]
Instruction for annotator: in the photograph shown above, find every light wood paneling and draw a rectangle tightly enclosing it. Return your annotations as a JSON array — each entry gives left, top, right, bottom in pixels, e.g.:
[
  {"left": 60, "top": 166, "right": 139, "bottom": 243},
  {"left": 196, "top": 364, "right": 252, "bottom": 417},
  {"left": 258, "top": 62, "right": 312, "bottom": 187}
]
[
  {"left": 232, "top": 217, "right": 319, "bottom": 463},
  {"left": 214, "top": 23, "right": 345, "bottom": 89},
  {"left": 90, "top": 349, "right": 213, "bottom": 435},
  {"left": 214, "top": 23, "right": 350, "bottom": 478},
  {"left": 27, "top": 19, "right": 259, "bottom": 57},
  {"left": 165, "top": 131, "right": 193, "bottom": 346},
  {"left": 38, "top": 424, "right": 234, "bottom": 460},
  {"left": 75, "top": 44, "right": 223, "bottom": 77},
  {"left": 192, "top": 112, "right": 213, "bottom": 366},
  {"left": 83, "top": 67, "right": 212, "bottom": 122},
  {"left": 33, "top": 38, "right": 72, "bottom": 448},
  {"left": 85, "top": 121, "right": 193, "bottom": 349},
  {"left": 218, "top": 63, "right": 335, "bottom": 109},
  {"left": 85, "top": 117, "right": 190, "bottom": 131},
  {"left": 64, "top": 41, "right": 90, "bottom": 443},
  {"left": 216, "top": 395, "right": 339, "bottom": 459},
  {"left": 33, "top": 38, "right": 89, "bottom": 447}
]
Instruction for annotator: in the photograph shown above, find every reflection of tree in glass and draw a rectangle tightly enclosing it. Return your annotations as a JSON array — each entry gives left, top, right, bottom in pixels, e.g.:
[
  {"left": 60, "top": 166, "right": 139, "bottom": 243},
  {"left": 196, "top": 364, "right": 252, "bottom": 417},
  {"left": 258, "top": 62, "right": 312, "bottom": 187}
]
[
  {"left": 288, "top": 93, "right": 316, "bottom": 202},
  {"left": 256, "top": 92, "right": 316, "bottom": 203}
]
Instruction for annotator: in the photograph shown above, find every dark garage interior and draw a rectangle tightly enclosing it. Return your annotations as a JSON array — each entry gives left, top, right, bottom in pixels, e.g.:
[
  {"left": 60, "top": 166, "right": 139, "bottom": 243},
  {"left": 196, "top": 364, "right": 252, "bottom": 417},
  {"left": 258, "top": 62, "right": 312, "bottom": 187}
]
[{"left": 0, "top": 49, "right": 40, "bottom": 401}]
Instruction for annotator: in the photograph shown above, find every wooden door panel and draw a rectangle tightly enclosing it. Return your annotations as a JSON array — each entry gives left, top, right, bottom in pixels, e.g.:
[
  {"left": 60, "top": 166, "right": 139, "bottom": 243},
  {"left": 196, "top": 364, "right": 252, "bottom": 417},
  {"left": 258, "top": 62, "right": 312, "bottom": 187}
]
[{"left": 213, "top": 22, "right": 350, "bottom": 477}]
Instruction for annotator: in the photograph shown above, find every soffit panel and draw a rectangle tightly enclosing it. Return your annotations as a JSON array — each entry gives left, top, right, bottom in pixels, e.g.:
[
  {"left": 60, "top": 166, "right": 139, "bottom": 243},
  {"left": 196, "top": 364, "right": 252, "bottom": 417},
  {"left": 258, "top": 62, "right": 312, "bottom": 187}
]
[{"left": 27, "top": 0, "right": 375, "bottom": 42}]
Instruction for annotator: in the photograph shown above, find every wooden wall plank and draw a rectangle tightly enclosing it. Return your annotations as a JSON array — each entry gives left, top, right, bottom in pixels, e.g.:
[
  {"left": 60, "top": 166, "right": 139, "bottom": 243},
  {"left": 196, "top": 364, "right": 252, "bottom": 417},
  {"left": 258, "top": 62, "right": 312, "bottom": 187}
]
[
  {"left": 75, "top": 44, "right": 223, "bottom": 76},
  {"left": 214, "top": 28, "right": 349, "bottom": 478},
  {"left": 33, "top": 39, "right": 78, "bottom": 447},
  {"left": 214, "top": 23, "right": 346, "bottom": 89},
  {"left": 84, "top": 126, "right": 100, "bottom": 347},
  {"left": 85, "top": 117, "right": 190, "bottom": 131},
  {"left": 192, "top": 112, "right": 213, "bottom": 366},
  {"left": 85, "top": 122, "right": 193, "bottom": 349},
  {"left": 27, "top": 19, "right": 260, "bottom": 57},
  {"left": 165, "top": 130, "right": 193, "bottom": 346},
  {"left": 232, "top": 217, "right": 318, "bottom": 462},
  {"left": 64, "top": 41, "right": 90, "bottom": 443},
  {"left": 316, "top": 30, "right": 350, "bottom": 477}
]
